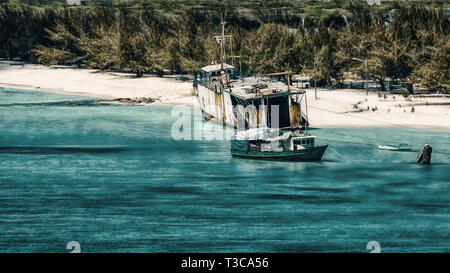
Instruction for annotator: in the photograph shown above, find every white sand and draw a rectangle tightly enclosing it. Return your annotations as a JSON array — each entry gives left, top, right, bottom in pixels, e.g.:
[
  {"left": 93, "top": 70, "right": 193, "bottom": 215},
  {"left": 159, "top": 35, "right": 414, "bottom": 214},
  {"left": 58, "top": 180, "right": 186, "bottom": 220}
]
[
  {"left": 1, "top": 63, "right": 449, "bottom": 129},
  {"left": 0, "top": 63, "right": 195, "bottom": 105},
  {"left": 305, "top": 89, "right": 450, "bottom": 130}
]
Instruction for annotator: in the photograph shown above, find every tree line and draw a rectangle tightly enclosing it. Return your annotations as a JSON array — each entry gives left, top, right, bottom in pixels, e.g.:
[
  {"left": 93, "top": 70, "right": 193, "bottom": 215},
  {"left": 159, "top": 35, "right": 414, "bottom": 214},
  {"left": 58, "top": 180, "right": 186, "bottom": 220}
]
[{"left": 0, "top": 1, "right": 448, "bottom": 92}]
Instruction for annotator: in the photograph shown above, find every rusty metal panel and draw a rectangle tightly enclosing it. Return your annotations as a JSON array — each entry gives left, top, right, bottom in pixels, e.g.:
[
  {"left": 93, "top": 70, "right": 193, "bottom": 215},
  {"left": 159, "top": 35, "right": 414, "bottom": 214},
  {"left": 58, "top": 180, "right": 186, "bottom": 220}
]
[
  {"left": 214, "top": 91, "right": 223, "bottom": 121},
  {"left": 224, "top": 92, "right": 236, "bottom": 127},
  {"left": 290, "top": 104, "right": 301, "bottom": 127}
]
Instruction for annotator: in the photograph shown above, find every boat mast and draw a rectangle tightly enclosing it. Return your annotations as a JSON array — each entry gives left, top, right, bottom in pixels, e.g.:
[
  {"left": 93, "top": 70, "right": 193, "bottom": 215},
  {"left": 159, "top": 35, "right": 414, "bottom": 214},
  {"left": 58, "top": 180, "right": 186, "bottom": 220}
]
[
  {"left": 214, "top": 20, "right": 228, "bottom": 89},
  {"left": 215, "top": 20, "right": 234, "bottom": 85},
  {"left": 218, "top": 20, "right": 227, "bottom": 125}
]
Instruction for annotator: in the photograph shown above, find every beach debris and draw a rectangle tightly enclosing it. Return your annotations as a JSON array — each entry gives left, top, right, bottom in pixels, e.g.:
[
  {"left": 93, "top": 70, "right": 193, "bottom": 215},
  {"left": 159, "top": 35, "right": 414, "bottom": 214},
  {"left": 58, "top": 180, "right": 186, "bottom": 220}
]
[
  {"left": 113, "top": 97, "right": 155, "bottom": 104},
  {"left": 417, "top": 144, "right": 433, "bottom": 164}
]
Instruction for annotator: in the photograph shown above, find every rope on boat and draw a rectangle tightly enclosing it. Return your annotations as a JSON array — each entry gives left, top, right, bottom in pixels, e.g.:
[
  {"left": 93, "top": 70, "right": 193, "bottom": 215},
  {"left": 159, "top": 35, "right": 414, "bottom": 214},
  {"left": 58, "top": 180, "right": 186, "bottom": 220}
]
[{"left": 327, "top": 146, "right": 351, "bottom": 161}]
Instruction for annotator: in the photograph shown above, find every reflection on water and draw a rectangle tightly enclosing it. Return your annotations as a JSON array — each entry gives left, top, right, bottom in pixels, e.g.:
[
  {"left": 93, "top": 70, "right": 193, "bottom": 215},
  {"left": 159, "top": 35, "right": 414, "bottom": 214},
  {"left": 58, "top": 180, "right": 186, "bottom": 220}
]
[{"left": 0, "top": 87, "right": 449, "bottom": 253}]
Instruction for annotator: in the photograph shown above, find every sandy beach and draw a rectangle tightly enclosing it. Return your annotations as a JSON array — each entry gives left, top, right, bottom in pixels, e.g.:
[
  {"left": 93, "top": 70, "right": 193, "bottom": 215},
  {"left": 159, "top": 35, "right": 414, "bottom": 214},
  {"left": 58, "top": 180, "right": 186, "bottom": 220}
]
[
  {"left": 0, "top": 62, "right": 196, "bottom": 105},
  {"left": 1, "top": 63, "right": 449, "bottom": 130},
  {"left": 304, "top": 89, "right": 450, "bottom": 130}
]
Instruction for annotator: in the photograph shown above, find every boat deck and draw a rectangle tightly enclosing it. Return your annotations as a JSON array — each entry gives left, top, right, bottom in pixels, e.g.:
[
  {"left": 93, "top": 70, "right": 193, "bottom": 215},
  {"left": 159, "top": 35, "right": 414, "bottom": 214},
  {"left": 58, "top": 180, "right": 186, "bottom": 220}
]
[{"left": 202, "top": 77, "right": 305, "bottom": 100}]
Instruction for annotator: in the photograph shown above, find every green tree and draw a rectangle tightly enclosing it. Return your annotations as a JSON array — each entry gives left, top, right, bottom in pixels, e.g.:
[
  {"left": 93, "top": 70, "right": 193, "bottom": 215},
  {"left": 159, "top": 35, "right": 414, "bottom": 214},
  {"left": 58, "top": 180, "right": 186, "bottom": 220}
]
[
  {"left": 248, "top": 23, "right": 302, "bottom": 74},
  {"left": 80, "top": 24, "right": 120, "bottom": 70},
  {"left": 415, "top": 38, "right": 450, "bottom": 92},
  {"left": 33, "top": 22, "right": 82, "bottom": 65}
]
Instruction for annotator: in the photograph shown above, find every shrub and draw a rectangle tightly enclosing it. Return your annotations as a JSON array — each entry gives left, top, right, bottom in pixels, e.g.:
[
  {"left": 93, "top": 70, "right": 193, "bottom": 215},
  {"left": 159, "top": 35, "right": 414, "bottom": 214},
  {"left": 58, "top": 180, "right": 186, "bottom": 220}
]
[{"left": 402, "top": 90, "right": 409, "bottom": 98}]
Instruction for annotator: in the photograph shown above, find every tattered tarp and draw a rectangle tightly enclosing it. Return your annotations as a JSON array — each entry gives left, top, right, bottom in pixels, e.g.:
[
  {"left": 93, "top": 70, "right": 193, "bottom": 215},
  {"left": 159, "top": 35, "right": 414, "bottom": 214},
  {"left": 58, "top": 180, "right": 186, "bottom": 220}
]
[
  {"left": 231, "top": 139, "right": 250, "bottom": 152},
  {"left": 232, "top": 128, "right": 294, "bottom": 141}
]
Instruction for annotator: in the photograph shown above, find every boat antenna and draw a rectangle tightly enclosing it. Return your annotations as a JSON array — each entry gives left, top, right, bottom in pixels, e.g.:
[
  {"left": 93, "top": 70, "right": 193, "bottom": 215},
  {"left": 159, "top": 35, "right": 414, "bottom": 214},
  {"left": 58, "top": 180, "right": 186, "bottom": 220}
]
[
  {"left": 214, "top": 19, "right": 228, "bottom": 89},
  {"left": 220, "top": 20, "right": 226, "bottom": 73}
]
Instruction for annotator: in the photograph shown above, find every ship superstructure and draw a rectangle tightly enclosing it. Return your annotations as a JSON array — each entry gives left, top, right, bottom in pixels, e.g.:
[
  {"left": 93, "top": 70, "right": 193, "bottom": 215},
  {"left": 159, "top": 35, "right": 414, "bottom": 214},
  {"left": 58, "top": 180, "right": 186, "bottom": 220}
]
[{"left": 193, "top": 21, "right": 309, "bottom": 130}]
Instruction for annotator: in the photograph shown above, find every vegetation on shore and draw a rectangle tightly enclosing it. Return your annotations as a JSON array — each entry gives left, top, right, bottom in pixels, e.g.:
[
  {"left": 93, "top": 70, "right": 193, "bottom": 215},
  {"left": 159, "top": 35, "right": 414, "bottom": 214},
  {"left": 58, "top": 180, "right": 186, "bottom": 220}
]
[{"left": 0, "top": 0, "right": 448, "bottom": 92}]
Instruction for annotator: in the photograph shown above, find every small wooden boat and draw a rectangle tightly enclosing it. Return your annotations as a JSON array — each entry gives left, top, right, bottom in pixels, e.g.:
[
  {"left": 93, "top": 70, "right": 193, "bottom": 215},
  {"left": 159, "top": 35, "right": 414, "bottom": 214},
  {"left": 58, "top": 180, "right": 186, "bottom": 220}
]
[
  {"left": 378, "top": 144, "right": 411, "bottom": 151},
  {"left": 231, "top": 128, "right": 328, "bottom": 161}
]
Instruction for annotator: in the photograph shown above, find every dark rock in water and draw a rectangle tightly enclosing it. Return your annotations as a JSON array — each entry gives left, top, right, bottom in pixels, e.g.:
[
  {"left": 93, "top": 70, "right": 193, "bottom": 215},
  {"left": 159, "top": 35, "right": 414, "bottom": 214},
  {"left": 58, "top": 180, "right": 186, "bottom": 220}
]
[
  {"left": 112, "top": 97, "right": 155, "bottom": 104},
  {"left": 119, "top": 98, "right": 131, "bottom": 103},
  {"left": 418, "top": 144, "right": 432, "bottom": 164}
]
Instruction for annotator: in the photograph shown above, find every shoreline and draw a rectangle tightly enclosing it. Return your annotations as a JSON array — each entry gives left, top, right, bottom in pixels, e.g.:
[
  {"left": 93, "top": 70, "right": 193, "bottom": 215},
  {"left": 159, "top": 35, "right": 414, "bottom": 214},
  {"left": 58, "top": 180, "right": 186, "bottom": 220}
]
[
  {"left": 0, "top": 63, "right": 449, "bottom": 130},
  {"left": 0, "top": 82, "right": 114, "bottom": 100},
  {"left": 0, "top": 63, "right": 195, "bottom": 106},
  {"left": 0, "top": 82, "right": 199, "bottom": 107}
]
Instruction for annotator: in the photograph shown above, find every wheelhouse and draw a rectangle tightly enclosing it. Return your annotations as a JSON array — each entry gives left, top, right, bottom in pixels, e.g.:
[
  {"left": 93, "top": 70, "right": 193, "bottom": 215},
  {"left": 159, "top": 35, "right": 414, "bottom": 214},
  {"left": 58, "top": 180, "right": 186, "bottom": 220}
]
[
  {"left": 199, "top": 64, "right": 235, "bottom": 83},
  {"left": 291, "top": 136, "right": 316, "bottom": 150}
]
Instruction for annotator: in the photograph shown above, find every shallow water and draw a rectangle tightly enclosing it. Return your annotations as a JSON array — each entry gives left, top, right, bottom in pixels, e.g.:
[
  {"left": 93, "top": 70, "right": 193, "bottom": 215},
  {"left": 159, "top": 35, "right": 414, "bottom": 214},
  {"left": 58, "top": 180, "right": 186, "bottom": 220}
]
[{"left": 0, "top": 87, "right": 448, "bottom": 253}]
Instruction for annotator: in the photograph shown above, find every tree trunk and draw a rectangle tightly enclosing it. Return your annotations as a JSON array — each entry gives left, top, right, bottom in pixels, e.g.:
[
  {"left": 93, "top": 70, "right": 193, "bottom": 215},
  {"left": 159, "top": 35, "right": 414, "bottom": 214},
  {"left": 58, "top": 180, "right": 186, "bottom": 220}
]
[
  {"left": 377, "top": 78, "right": 385, "bottom": 91},
  {"left": 406, "top": 83, "right": 413, "bottom": 94}
]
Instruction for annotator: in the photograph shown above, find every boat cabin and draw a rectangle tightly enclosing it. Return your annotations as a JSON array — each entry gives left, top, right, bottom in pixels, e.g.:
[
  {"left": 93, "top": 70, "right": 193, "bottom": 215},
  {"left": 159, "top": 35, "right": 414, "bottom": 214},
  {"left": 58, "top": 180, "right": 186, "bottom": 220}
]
[
  {"left": 231, "top": 128, "right": 317, "bottom": 153},
  {"left": 291, "top": 136, "right": 316, "bottom": 150},
  {"left": 199, "top": 63, "right": 234, "bottom": 83}
]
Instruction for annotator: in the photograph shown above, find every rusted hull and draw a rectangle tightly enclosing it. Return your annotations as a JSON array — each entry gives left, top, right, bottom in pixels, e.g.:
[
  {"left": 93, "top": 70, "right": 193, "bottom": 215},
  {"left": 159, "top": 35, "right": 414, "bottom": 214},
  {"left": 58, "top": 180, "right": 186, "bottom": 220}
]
[
  {"left": 195, "top": 85, "right": 236, "bottom": 127},
  {"left": 194, "top": 85, "right": 307, "bottom": 129}
]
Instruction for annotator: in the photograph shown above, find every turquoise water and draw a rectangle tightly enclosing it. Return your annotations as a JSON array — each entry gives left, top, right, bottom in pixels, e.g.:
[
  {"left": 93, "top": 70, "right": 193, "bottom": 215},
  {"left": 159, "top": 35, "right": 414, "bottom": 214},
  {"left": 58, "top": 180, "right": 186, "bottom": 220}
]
[{"left": 0, "top": 87, "right": 449, "bottom": 253}]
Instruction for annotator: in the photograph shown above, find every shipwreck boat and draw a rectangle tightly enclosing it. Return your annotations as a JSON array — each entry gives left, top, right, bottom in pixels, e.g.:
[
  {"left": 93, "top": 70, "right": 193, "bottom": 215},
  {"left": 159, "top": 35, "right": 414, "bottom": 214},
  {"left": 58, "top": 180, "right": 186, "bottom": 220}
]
[
  {"left": 193, "top": 21, "right": 309, "bottom": 130},
  {"left": 231, "top": 128, "right": 328, "bottom": 161}
]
